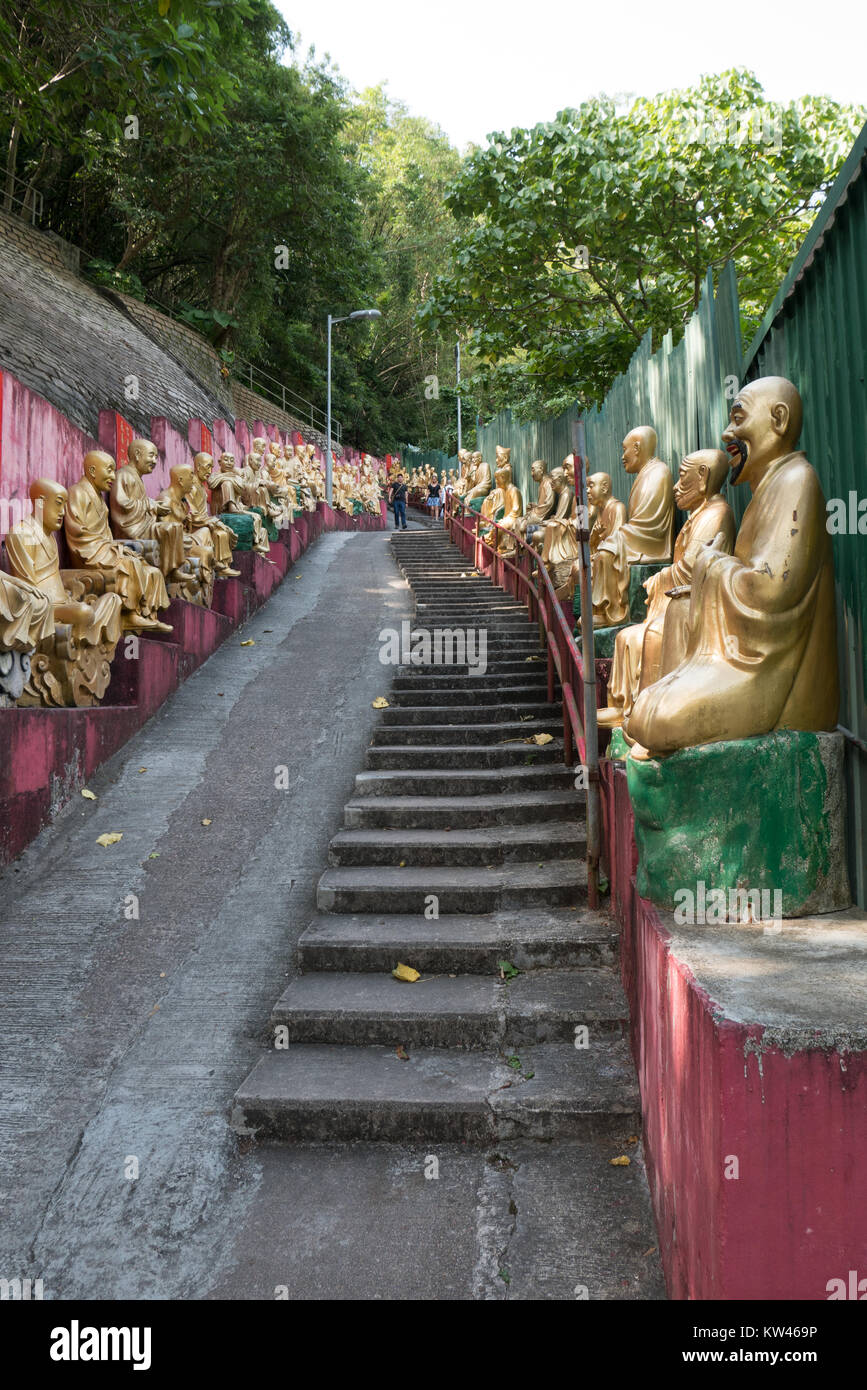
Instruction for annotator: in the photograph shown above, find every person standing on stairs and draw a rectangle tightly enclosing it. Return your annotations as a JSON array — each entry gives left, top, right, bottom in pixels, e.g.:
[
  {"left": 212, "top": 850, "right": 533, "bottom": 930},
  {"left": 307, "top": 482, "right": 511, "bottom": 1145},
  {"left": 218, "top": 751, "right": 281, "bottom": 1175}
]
[{"left": 390, "top": 473, "right": 408, "bottom": 530}]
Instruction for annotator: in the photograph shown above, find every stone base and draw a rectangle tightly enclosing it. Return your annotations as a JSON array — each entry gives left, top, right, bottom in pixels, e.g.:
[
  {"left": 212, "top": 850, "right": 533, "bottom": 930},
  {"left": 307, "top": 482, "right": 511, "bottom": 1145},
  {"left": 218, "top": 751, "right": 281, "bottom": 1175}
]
[
  {"left": 626, "top": 729, "right": 850, "bottom": 918},
  {"left": 0, "top": 648, "right": 31, "bottom": 706},
  {"left": 577, "top": 622, "right": 626, "bottom": 660},
  {"left": 601, "top": 757, "right": 867, "bottom": 1299}
]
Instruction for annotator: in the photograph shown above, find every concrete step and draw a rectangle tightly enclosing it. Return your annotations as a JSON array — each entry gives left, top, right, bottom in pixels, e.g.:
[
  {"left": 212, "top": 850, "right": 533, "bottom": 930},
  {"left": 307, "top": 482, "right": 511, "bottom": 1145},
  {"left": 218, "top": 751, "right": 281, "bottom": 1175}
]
[
  {"left": 381, "top": 699, "right": 557, "bottom": 721},
  {"left": 370, "top": 718, "right": 562, "bottom": 746},
  {"left": 391, "top": 669, "right": 551, "bottom": 689},
  {"left": 296, "top": 908, "right": 617, "bottom": 972},
  {"left": 353, "top": 765, "right": 577, "bottom": 797},
  {"left": 326, "top": 821, "right": 585, "bottom": 868},
  {"left": 316, "top": 858, "right": 586, "bottom": 912},
  {"left": 343, "top": 788, "right": 581, "bottom": 829},
  {"left": 231, "top": 1039, "right": 639, "bottom": 1142},
  {"left": 365, "top": 740, "right": 564, "bottom": 770},
  {"left": 271, "top": 968, "right": 627, "bottom": 1047},
  {"left": 389, "top": 685, "right": 550, "bottom": 707}
]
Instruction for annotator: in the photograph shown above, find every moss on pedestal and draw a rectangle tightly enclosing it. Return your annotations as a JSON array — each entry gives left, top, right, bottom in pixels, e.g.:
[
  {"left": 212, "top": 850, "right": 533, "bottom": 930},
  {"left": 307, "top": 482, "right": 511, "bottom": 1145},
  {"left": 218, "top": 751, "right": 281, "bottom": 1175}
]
[
  {"left": 219, "top": 512, "right": 255, "bottom": 551},
  {"left": 626, "top": 730, "right": 850, "bottom": 917}
]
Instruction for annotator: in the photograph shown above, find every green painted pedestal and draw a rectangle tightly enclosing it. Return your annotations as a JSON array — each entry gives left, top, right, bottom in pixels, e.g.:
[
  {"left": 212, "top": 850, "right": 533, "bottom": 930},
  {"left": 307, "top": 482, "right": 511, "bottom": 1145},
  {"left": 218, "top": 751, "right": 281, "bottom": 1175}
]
[
  {"left": 220, "top": 513, "right": 255, "bottom": 551},
  {"left": 626, "top": 730, "right": 850, "bottom": 918}
]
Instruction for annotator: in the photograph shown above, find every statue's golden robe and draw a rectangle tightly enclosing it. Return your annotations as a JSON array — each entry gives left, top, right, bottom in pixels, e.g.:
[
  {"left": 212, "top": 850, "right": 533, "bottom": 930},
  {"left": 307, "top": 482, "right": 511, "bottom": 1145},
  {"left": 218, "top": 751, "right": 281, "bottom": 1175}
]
[
  {"left": 627, "top": 451, "right": 838, "bottom": 752},
  {"left": 608, "top": 492, "right": 734, "bottom": 716},
  {"left": 0, "top": 569, "right": 53, "bottom": 650},
  {"left": 6, "top": 515, "right": 123, "bottom": 646},
  {"left": 592, "top": 459, "right": 674, "bottom": 625},
  {"left": 110, "top": 465, "right": 185, "bottom": 574},
  {"left": 188, "top": 476, "right": 236, "bottom": 568},
  {"left": 65, "top": 477, "right": 169, "bottom": 616}
]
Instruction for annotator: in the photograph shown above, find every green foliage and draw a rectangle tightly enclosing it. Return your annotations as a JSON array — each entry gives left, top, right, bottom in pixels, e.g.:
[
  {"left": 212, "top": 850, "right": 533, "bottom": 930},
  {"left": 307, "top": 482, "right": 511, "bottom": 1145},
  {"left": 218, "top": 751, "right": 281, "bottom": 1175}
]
[
  {"left": 420, "top": 70, "right": 865, "bottom": 418},
  {"left": 1, "top": 5, "right": 463, "bottom": 453}
]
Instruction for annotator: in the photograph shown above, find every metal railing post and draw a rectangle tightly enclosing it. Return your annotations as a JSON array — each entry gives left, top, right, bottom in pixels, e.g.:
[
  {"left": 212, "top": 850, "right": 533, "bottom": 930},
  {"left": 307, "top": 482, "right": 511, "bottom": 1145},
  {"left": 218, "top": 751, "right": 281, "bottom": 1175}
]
[{"left": 573, "top": 419, "right": 600, "bottom": 909}]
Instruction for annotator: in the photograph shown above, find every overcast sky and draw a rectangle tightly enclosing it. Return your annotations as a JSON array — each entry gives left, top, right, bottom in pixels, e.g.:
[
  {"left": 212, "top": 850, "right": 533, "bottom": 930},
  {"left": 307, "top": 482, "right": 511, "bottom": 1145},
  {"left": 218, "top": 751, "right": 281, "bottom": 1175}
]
[{"left": 276, "top": 0, "right": 865, "bottom": 150}]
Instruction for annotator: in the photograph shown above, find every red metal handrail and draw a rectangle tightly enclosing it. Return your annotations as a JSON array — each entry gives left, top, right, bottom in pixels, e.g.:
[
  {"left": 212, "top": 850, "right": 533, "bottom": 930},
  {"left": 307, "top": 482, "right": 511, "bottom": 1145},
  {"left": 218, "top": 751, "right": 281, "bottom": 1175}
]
[{"left": 445, "top": 491, "right": 600, "bottom": 906}]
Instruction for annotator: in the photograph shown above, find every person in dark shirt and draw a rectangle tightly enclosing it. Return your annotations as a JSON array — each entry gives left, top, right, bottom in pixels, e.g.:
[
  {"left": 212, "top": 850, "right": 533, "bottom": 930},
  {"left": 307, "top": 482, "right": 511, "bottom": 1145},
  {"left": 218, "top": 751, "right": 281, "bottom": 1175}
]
[{"left": 390, "top": 474, "right": 408, "bottom": 530}]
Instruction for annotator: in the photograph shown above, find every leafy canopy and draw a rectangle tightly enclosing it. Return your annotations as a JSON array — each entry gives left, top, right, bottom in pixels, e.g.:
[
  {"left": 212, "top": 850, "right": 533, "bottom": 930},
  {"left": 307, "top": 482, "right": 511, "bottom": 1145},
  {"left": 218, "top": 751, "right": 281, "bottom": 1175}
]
[{"left": 419, "top": 70, "right": 865, "bottom": 420}]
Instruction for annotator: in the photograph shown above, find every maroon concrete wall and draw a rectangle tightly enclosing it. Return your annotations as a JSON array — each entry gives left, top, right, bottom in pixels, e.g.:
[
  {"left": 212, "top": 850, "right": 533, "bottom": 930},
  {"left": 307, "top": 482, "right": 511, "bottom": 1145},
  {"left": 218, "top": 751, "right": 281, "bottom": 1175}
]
[{"left": 603, "top": 758, "right": 867, "bottom": 1300}]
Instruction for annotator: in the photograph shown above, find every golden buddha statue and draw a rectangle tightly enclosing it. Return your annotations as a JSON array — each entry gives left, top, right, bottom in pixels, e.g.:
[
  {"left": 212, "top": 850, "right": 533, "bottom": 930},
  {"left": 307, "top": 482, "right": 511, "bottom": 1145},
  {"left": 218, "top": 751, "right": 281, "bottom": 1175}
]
[
  {"left": 517, "top": 459, "right": 555, "bottom": 545},
  {"left": 626, "top": 377, "right": 838, "bottom": 756},
  {"left": 240, "top": 445, "right": 282, "bottom": 526},
  {"left": 598, "top": 451, "right": 734, "bottom": 729},
  {"left": 158, "top": 464, "right": 216, "bottom": 606},
  {"left": 110, "top": 437, "right": 188, "bottom": 584},
  {"left": 539, "top": 465, "right": 579, "bottom": 597},
  {"left": 588, "top": 473, "right": 626, "bottom": 555},
  {"left": 0, "top": 561, "right": 54, "bottom": 704},
  {"left": 481, "top": 450, "right": 523, "bottom": 553},
  {"left": 6, "top": 479, "right": 124, "bottom": 705},
  {"left": 190, "top": 453, "right": 242, "bottom": 577},
  {"left": 465, "top": 449, "right": 492, "bottom": 506},
  {"left": 65, "top": 451, "right": 172, "bottom": 632},
  {"left": 208, "top": 452, "right": 271, "bottom": 558},
  {"left": 589, "top": 427, "right": 674, "bottom": 628}
]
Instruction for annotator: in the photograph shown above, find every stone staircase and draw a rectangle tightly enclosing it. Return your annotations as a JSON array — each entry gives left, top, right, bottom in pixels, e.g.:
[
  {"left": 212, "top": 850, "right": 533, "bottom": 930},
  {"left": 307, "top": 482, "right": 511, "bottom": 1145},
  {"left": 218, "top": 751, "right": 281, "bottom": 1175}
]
[{"left": 232, "top": 528, "right": 640, "bottom": 1144}]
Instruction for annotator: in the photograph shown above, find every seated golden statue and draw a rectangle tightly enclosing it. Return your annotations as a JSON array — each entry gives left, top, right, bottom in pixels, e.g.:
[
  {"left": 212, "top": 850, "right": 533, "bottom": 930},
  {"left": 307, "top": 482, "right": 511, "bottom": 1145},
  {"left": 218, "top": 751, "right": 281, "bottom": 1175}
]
[
  {"left": 465, "top": 449, "right": 492, "bottom": 507},
  {"left": 158, "top": 464, "right": 216, "bottom": 607},
  {"left": 481, "top": 449, "right": 523, "bottom": 552},
  {"left": 190, "top": 453, "right": 241, "bottom": 577},
  {"left": 517, "top": 459, "right": 555, "bottom": 543},
  {"left": 588, "top": 472, "right": 626, "bottom": 555},
  {"left": 110, "top": 438, "right": 193, "bottom": 593},
  {"left": 0, "top": 565, "right": 54, "bottom": 704},
  {"left": 65, "top": 451, "right": 172, "bottom": 632},
  {"left": 537, "top": 466, "right": 578, "bottom": 597},
  {"left": 208, "top": 452, "right": 271, "bottom": 558},
  {"left": 598, "top": 451, "right": 734, "bottom": 728},
  {"left": 589, "top": 427, "right": 674, "bottom": 628},
  {"left": 626, "top": 377, "right": 838, "bottom": 756},
  {"left": 240, "top": 445, "right": 282, "bottom": 526},
  {"left": 6, "top": 479, "right": 124, "bottom": 705}
]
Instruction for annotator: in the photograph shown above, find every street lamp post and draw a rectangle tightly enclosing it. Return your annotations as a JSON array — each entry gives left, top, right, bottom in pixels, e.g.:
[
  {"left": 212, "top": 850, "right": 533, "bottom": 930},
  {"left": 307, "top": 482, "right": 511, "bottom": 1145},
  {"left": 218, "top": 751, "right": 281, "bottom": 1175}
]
[
  {"left": 326, "top": 308, "right": 381, "bottom": 505},
  {"left": 455, "top": 337, "right": 462, "bottom": 454}
]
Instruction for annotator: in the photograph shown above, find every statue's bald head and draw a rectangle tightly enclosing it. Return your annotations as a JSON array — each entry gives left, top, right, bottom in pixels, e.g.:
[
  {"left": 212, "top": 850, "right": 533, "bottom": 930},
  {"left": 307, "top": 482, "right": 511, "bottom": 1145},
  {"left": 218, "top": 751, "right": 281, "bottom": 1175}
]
[
  {"left": 622, "top": 426, "right": 657, "bottom": 474},
  {"left": 741, "top": 377, "right": 802, "bottom": 446},
  {"left": 83, "top": 450, "right": 116, "bottom": 488},
  {"left": 29, "top": 477, "right": 67, "bottom": 505},
  {"left": 723, "top": 375, "right": 803, "bottom": 482},
  {"left": 689, "top": 449, "right": 729, "bottom": 494},
  {"left": 128, "top": 438, "right": 158, "bottom": 472},
  {"left": 170, "top": 463, "right": 194, "bottom": 492}
]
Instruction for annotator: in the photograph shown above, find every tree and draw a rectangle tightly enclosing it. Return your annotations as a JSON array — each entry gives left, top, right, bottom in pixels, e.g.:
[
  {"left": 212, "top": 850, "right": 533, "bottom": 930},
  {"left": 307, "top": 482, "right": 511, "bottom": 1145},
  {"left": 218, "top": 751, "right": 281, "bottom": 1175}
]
[
  {"left": 419, "top": 70, "right": 866, "bottom": 419},
  {"left": 0, "top": 0, "right": 248, "bottom": 214}
]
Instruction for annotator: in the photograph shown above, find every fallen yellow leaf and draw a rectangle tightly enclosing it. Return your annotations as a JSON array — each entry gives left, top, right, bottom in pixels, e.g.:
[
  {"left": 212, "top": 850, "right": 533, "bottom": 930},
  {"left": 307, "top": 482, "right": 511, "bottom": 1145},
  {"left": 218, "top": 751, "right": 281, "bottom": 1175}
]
[
  {"left": 240, "top": 639, "right": 255, "bottom": 646},
  {"left": 138, "top": 767, "right": 147, "bottom": 773},
  {"left": 610, "top": 1156, "right": 631, "bottom": 1166},
  {"left": 81, "top": 788, "right": 97, "bottom": 801},
  {"left": 96, "top": 832, "right": 123, "bottom": 848},
  {"left": 201, "top": 818, "right": 212, "bottom": 826},
  {"left": 371, "top": 696, "right": 389, "bottom": 708},
  {"left": 525, "top": 732, "right": 553, "bottom": 745},
  {"left": 392, "top": 963, "right": 420, "bottom": 983}
]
